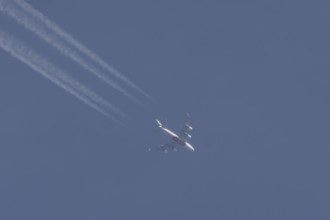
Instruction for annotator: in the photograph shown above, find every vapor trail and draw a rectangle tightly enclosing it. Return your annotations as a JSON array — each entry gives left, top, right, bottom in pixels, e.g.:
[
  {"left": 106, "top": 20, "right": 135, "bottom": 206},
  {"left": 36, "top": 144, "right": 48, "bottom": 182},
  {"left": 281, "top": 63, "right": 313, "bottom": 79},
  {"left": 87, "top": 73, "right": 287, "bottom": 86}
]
[
  {"left": 13, "top": 0, "right": 154, "bottom": 101},
  {"left": 0, "top": 0, "right": 143, "bottom": 104},
  {"left": 0, "top": 29, "right": 125, "bottom": 124}
]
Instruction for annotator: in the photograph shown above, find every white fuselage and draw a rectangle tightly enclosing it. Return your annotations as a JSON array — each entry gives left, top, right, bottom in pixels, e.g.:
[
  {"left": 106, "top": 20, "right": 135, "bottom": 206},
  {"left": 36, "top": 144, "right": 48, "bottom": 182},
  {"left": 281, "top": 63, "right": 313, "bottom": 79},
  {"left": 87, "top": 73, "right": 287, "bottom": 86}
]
[{"left": 160, "top": 127, "right": 195, "bottom": 152}]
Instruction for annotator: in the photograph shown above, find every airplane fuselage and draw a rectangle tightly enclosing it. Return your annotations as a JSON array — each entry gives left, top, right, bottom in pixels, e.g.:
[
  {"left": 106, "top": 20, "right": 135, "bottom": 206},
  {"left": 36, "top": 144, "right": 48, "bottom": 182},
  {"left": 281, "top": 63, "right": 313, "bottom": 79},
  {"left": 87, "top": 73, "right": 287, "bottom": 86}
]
[{"left": 160, "top": 127, "right": 195, "bottom": 151}]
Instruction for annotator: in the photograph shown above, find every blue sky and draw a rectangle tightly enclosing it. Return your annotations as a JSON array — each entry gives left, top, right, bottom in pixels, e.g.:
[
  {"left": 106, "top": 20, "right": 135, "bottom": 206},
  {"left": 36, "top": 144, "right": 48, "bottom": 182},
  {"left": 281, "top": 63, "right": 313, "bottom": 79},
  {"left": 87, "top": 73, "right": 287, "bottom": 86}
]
[{"left": 0, "top": 0, "right": 330, "bottom": 219}]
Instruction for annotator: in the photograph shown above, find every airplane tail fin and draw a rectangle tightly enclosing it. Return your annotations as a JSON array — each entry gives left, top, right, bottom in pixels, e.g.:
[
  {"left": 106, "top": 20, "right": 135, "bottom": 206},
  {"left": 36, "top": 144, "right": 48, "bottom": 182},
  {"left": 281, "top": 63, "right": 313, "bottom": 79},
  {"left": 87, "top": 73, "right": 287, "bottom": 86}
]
[{"left": 156, "top": 119, "right": 163, "bottom": 128}]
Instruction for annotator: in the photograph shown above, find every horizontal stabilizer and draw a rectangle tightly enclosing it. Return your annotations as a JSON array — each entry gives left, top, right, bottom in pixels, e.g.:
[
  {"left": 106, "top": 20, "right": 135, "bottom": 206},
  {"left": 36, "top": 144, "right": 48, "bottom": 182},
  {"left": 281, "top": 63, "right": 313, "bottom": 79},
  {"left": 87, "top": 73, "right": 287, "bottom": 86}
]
[{"left": 156, "top": 119, "right": 162, "bottom": 128}]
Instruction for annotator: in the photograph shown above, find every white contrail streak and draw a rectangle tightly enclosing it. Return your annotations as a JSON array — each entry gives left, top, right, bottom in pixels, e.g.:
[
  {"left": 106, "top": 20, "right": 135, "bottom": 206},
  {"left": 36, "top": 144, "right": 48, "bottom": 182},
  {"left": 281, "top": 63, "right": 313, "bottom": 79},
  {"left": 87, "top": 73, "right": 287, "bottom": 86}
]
[
  {"left": 0, "top": 29, "right": 125, "bottom": 124},
  {"left": 13, "top": 0, "right": 154, "bottom": 101},
  {"left": 0, "top": 0, "right": 145, "bottom": 104}
]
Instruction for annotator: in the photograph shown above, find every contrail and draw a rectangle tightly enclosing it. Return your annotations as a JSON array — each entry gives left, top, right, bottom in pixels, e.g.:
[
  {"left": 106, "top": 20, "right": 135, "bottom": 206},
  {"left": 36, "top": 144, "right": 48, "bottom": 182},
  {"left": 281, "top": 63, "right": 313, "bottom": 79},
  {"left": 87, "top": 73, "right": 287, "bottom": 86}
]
[
  {"left": 0, "top": 0, "right": 145, "bottom": 104},
  {"left": 0, "top": 29, "right": 125, "bottom": 124},
  {"left": 0, "top": 0, "right": 154, "bottom": 101}
]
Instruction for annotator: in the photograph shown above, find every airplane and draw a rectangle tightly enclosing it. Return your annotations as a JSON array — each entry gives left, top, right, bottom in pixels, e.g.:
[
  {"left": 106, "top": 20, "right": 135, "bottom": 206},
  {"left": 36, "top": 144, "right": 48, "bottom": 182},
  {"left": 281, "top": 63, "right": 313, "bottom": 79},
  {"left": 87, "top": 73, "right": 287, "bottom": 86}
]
[{"left": 149, "top": 114, "right": 195, "bottom": 153}]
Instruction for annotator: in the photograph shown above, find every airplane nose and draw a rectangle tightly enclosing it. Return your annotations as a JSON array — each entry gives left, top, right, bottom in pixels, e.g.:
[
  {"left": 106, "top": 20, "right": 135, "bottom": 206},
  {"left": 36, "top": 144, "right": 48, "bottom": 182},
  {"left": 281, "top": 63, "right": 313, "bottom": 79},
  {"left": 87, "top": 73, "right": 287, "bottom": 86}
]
[{"left": 185, "top": 143, "right": 195, "bottom": 152}]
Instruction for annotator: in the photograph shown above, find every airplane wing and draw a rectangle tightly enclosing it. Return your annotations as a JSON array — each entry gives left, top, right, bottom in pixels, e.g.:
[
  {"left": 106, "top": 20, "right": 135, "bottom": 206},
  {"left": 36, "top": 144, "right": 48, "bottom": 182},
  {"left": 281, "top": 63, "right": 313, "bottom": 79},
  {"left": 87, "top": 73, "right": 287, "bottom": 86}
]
[
  {"left": 149, "top": 142, "right": 177, "bottom": 153},
  {"left": 179, "top": 113, "right": 193, "bottom": 142}
]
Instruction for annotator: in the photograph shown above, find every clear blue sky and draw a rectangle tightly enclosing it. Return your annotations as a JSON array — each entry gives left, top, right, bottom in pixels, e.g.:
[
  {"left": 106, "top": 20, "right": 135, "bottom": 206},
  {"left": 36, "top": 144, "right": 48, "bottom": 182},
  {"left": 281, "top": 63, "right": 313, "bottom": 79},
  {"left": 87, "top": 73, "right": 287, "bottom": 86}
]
[{"left": 0, "top": 0, "right": 329, "bottom": 219}]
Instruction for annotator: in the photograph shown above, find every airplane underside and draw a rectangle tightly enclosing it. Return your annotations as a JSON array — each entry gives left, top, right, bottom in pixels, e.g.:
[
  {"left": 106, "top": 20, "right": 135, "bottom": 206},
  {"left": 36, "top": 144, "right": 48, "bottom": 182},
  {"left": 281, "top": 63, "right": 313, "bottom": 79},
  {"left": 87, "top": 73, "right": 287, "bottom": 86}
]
[{"left": 150, "top": 114, "right": 195, "bottom": 153}]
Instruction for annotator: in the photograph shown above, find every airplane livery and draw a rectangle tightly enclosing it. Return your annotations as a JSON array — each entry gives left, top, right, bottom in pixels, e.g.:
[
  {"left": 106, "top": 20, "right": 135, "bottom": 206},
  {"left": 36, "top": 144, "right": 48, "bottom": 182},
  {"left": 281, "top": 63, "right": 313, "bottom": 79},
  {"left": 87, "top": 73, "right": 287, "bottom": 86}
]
[{"left": 149, "top": 114, "right": 195, "bottom": 153}]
